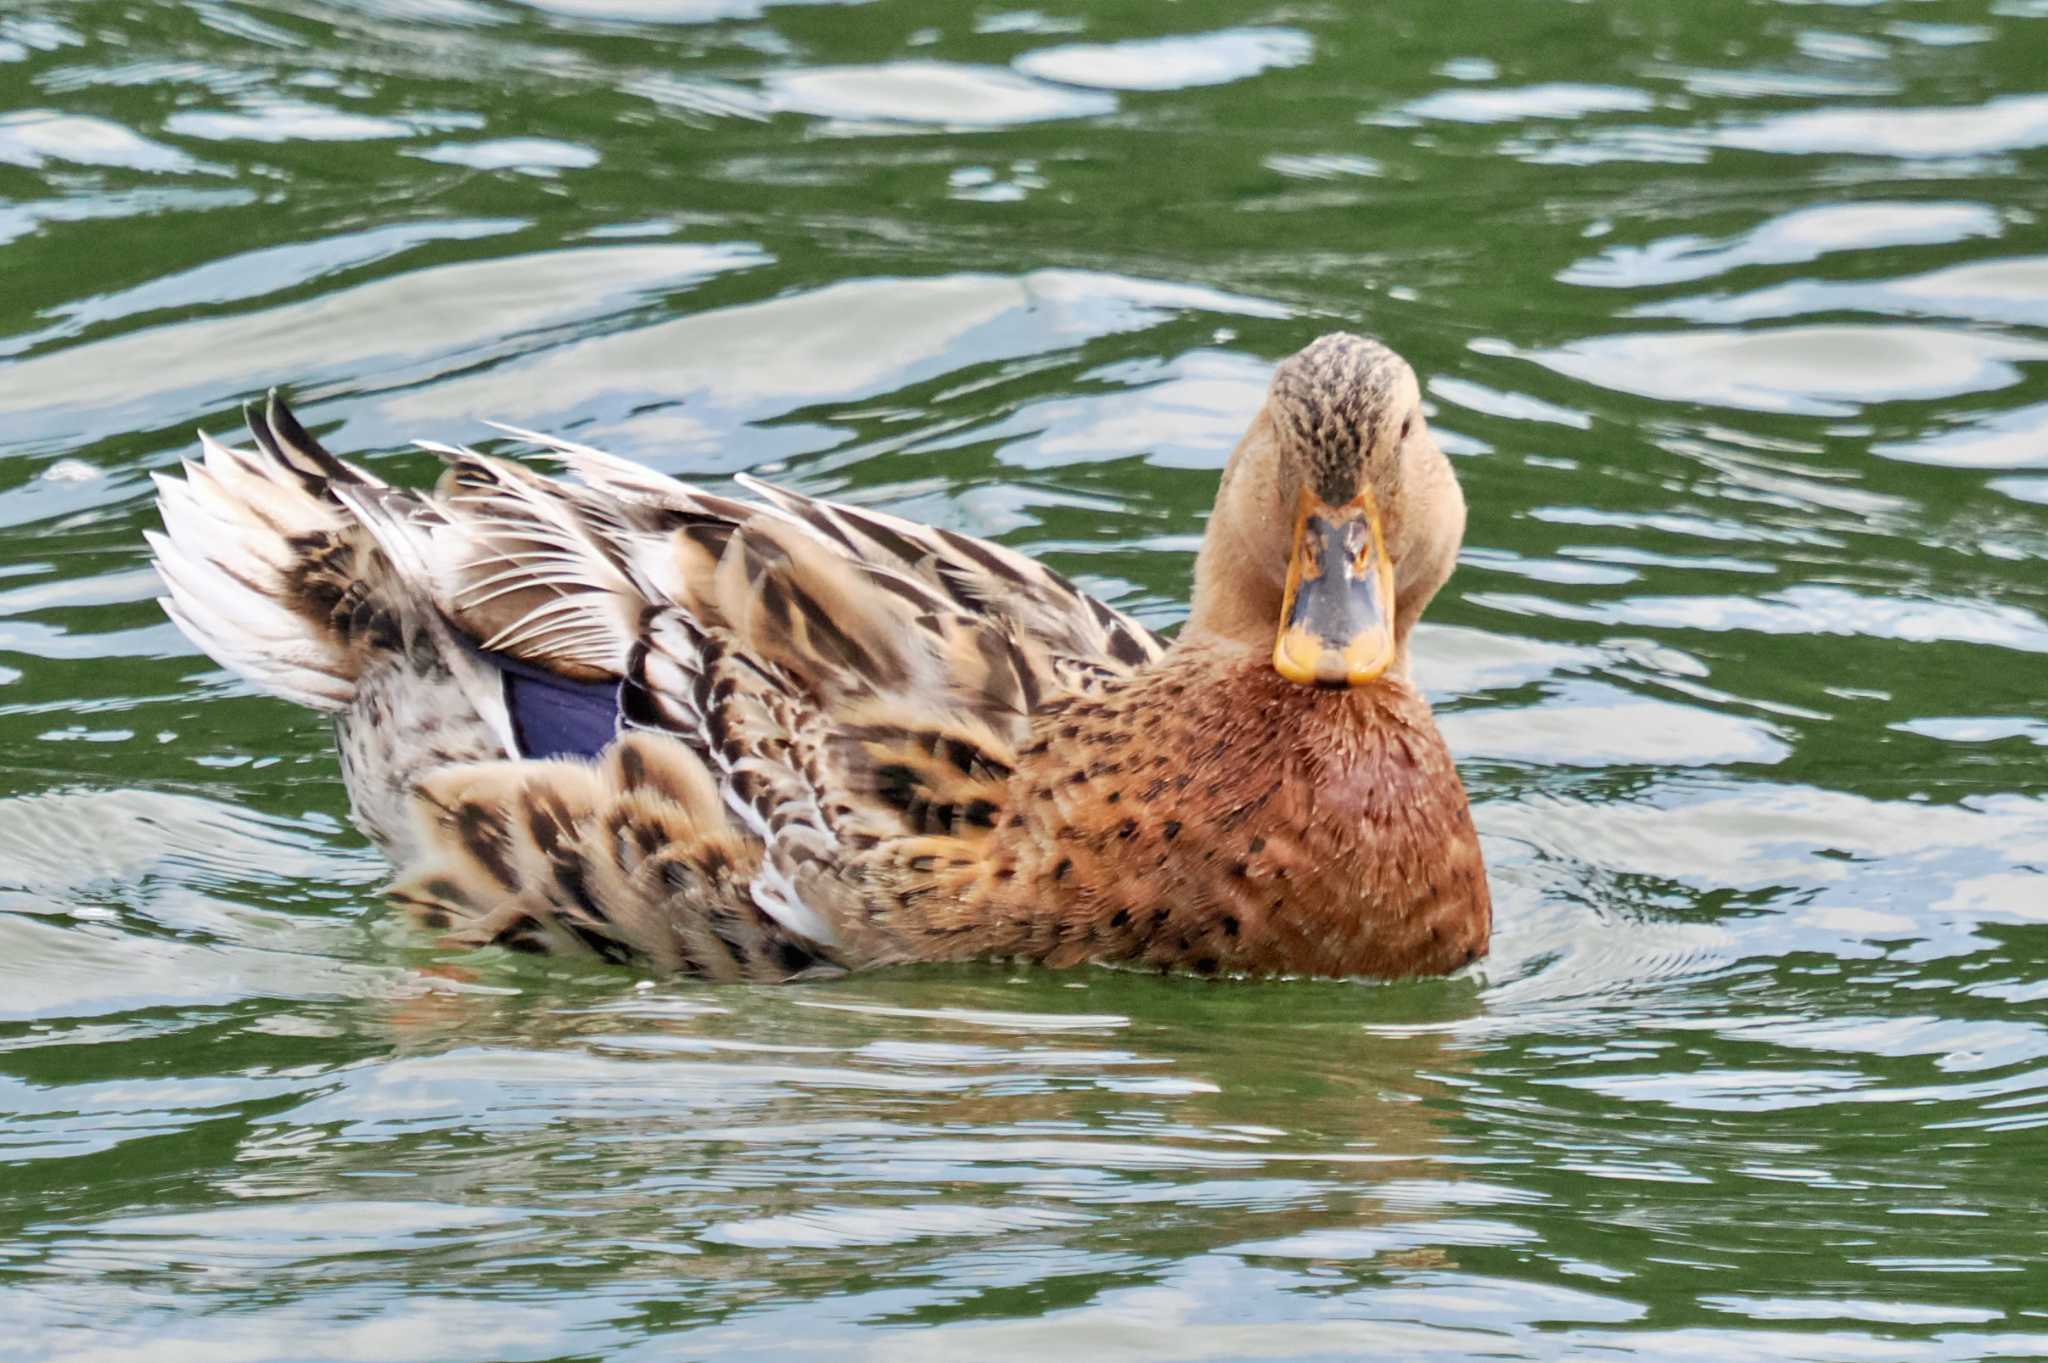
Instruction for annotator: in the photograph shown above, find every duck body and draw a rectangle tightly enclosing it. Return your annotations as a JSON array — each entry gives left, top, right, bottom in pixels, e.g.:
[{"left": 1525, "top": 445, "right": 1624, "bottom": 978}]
[
  {"left": 867, "top": 646, "right": 1486, "bottom": 977},
  {"left": 148, "top": 333, "right": 1490, "bottom": 981}
]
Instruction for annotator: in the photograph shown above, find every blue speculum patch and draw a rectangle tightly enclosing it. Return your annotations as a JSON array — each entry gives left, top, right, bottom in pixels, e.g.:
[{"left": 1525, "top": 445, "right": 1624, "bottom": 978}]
[{"left": 490, "top": 649, "right": 620, "bottom": 760}]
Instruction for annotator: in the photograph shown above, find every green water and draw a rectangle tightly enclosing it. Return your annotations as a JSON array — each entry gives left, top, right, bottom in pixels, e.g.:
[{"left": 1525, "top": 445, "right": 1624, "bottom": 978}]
[{"left": 4, "top": 0, "right": 2048, "bottom": 1357}]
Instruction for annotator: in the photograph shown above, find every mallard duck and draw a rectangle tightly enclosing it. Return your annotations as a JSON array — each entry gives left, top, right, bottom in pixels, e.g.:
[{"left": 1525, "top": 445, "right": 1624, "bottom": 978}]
[{"left": 147, "top": 332, "right": 1489, "bottom": 981}]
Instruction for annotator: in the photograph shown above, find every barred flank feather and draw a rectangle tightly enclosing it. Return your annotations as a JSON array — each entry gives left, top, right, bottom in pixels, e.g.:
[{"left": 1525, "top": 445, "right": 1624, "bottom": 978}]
[{"left": 390, "top": 734, "right": 830, "bottom": 980}]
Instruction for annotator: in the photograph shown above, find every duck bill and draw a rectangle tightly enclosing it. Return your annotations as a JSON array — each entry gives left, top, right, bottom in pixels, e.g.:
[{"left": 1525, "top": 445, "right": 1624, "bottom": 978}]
[{"left": 1272, "top": 487, "right": 1398, "bottom": 687}]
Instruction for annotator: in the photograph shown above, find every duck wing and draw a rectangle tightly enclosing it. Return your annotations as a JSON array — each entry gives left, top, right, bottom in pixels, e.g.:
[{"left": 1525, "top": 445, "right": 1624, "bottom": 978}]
[
  {"left": 338, "top": 420, "right": 1166, "bottom": 960},
  {"left": 494, "top": 424, "right": 1168, "bottom": 690}
]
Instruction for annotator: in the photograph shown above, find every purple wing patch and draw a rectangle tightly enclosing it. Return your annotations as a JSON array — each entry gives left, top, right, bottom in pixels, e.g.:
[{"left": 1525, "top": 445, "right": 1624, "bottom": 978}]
[{"left": 489, "top": 650, "right": 620, "bottom": 760}]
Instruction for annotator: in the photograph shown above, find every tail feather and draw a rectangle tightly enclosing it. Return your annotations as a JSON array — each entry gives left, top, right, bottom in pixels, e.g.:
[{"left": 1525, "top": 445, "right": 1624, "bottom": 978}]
[
  {"left": 149, "top": 406, "right": 377, "bottom": 712},
  {"left": 245, "top": 390, "right": 386, "bottom": 493}
]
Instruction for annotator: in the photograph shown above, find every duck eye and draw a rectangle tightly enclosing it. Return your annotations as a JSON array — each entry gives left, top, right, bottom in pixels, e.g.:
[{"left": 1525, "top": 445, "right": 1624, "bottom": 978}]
[{"left": 1398, "top": 415, "right": 1415, "bottom": 442}]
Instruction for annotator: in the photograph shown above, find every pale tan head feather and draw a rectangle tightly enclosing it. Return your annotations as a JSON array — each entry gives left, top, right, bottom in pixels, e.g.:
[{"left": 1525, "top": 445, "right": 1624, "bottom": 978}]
[{"left": 1182, "top": 333, "right": 1468, "bottom": 676}]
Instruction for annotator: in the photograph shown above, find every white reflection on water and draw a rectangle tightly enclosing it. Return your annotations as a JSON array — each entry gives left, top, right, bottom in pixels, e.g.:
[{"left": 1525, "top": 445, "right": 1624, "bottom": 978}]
[
  {"left": 1559, "top": 201, "right": 2004, "bottom": 289},
  {"left": 1718, "top": 91, "right": 2048, "bottom": 158},
  {"left": 0, "top": 242, "right": 769, "bottom": 450},
  {"left": 1513, "top": 325, "right": 2048, "bottom": 416},
  {"left": 1013, "top": 28, "right": 1313, "bottom": 92},
  {"left": 365, "top": 271, "right": 1288, "bottom": 466},
  {"left": 1390, "top": 82, "right": 1657, "bottom": 125},
  {"left": 764, "top": 62, "right": 1116, "bottom": 127},
  {"left": 0, "top": 110, "right": 208, "bottom": 173}
]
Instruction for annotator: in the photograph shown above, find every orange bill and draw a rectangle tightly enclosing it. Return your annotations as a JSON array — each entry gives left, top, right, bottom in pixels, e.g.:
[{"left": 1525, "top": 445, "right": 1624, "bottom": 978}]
[{"left": 1272, "top": 486, "right": 1397, "bottom": 686}]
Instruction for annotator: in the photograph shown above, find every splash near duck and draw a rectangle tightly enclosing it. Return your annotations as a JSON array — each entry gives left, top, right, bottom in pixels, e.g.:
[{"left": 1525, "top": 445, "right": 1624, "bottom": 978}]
[{"left": 147, "top": 334, "right": 1490, "bottom": 981}]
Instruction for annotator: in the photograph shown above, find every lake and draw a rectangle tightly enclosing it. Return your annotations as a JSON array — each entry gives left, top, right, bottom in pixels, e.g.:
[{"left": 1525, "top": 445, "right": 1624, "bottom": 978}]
[{"left": 3, "top": 1, "right": 2046, "bottom": 1358}]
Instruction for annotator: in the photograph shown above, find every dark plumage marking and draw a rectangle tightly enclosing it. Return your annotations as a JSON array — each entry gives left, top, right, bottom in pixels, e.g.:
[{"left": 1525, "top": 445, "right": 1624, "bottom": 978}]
[
  {"left": 757, "top": 575, "right": 792, "bottom": 631},
  {"left": 455, "top": 800, "right": 516, "bottom": 888},
  {"left": 701, "top": 909, "right": 753, "bottom": 969},
  {"left": 937, "top": 526, "right": 1031, "bottom": 588},
  {"left": 620, "top": 644, "right": 665, "bottom": 731},
  {"left": 1163, "top": 820, "right": 1182, "bottom": 841},
  {"left": 679, "top": 518, "right": 735, "bottom": 563},
  {"left": 971, "top": 630, "right": 1027, "bottom": 717},
  {"left": 839, "top": 507, "right": 928, "bottom": 568},
  {"left": 553, "top": 854, "right": 608, "bottom": 924},
  {"left": 493, "top": 917, "right": 547, "bottom": 954},
  {"left": 1053, "top": 857, "right": 1072, "bottom": 881},
  {"left": 794, "top": 504, "right": 860, "bottom": 554},
  {"left": 873, "top": 763, "right": 920, "bottom": 812},
  {"left": 790, "top": 583, "right": 887, "bottom": 681},
  {"left": 935, "top": 563, "right": 991, "bottom": 611},
  {"left": 1087, "top": 600, "right": 1156, "bottom": 667},
  {"left": 865, "top": 570, "right": 937, "bottom": 609},
  {"left": 617, "top": 743, "right": 648, "bottom": 791},
  {"left": 568, "top": 920, "right": 634, "bottom": 965}
]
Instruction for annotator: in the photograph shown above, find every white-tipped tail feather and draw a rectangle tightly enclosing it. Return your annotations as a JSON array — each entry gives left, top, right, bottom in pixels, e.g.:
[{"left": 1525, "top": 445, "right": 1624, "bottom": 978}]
[{"left": 149, "top": 426, "right": 362, "bottom": 710}]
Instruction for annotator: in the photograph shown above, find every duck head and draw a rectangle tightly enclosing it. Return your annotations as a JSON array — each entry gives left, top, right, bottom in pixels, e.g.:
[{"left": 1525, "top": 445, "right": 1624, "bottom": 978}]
[{"left": 1185, "top": 333, "right": 1467, "bottom": 685}]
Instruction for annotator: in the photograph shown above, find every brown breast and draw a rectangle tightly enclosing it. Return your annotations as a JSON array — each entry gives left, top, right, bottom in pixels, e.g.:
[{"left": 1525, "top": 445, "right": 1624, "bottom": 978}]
[{"left": 934, "top": 641, "right": 1490, "bottom": 978}]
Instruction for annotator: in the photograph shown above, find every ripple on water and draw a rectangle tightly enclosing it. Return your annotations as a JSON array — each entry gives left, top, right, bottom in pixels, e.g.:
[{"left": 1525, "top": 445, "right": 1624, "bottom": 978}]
[
  {"left": 1638, "top": 255, "right": 2048, "bottom": 334},
  {"left": 508, "top": 0, "right": 861, "bottom": 23},
  {"left": 763, "top": 63, "right": 1117, "bottom": 127},
  {"left": 1874, "top": 399, "right": 2048, "bottom": 470},
  {"left": 1441, "top": 684, "right": 1791, "bottom": 769},
  {"left": 1558, "top": 201, "right": 2005, "bottom": 289},
  {"left": 977, "top": 350, "right": 1271, "bottom": 470},
  {"left": 1388, "top": 82, "right": 1657, "bottom": 126},
  {"left": 1011, "top": 28, "right": 1313, "bottom": 92},
  {"left": 410, "top": 138, "right": 600, "bottom": 174},
  {"left": 1508, "top": 325, "right": 2048, "bottom": 416},
  {"left": 4, "top": 218, "right": 526, "bottom": 358},
  {"left": 163, "top": 101, "right": 445, "bottom": 143},
  {"left": 0, "top": 241, "right": 770, "bottom": 451},
  {"left": 704, "top": 1203, "right": 1093, "bottom": 1249},
  {"left": 1478, "top": 582, "right": 2048, "bottom": 652},
  {"left": 0, "top": 111, "right": 209, "bottom": 173},
  {"left": 363, "top": 271, "right": 1288, "bottom": 465},
  {"left": 1716, "top": 91, "right": 2048, "bottom": 158}
]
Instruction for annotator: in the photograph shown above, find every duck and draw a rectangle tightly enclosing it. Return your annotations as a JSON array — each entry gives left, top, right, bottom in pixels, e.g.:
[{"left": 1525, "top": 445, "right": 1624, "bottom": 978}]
[{"left": 147, "top": 332, "right": 1490, "bottom": 982}]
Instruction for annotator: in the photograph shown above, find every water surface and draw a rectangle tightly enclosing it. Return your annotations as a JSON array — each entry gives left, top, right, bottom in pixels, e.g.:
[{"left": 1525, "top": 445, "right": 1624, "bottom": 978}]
[{"left": 3, "top": 0, "right": 2047, "bottom": 1358}]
